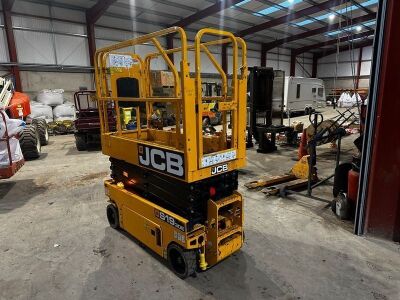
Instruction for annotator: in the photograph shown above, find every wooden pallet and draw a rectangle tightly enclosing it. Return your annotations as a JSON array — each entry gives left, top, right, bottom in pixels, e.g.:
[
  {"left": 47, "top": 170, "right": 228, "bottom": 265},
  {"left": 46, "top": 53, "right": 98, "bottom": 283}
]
[
  {"left": 244, "top": 174, "right": 296, "bottom": 189},
  {"left": 261, "top": 179, "right": 309, "bottom": 196}
]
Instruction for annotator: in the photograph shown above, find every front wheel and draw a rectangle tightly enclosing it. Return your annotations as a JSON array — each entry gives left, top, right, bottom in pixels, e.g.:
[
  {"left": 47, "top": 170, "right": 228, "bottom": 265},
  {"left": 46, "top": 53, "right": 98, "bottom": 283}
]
[
  {"left": 202, "top": 117, "right": 210, "bottom": 127},
  {"left": 19, "top": 124, "right": 41, "bottom": 160},
  {"left": 75, "top": 134, "right": 87, "bottom": 151},
  {"left": 33, "top": 118, "right": 49, "bottom": 146},
  {"left": 167, "top": 244, "right": 197, "bottom": 279},
  {"left": 106, "top": 203, "right": 120, "bottom": 229}
]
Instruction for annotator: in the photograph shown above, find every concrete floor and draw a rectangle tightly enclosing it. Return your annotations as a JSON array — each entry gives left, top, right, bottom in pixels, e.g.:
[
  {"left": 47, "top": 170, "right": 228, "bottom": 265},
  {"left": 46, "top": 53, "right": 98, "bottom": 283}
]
[{"left": 1, "top": 109, "right": 399, "bottom": 300}]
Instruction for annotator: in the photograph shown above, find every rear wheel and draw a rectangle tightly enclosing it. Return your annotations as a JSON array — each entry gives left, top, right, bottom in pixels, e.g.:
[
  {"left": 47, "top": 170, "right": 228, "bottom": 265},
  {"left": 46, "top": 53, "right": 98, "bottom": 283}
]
[
  {"left": 75, "top": 134, "right": 87, "bottom": 151},
  {"left": 333, "top": 163, "right": 352, "bottom": 197},
  {"left": 19, "top": 124, "right": 41, "bottom": 160},
  {"left": 33, "top": 119, "right": 49, "bottom": 146},
  {"left": 106, "top": 203, "right": 119, "bottom": 229},
  {"left": 202, "top": 117, "right": 210, "bottom": 127},
  {"left": 167, "top": 244, "right": 197, "bottom": 279}
]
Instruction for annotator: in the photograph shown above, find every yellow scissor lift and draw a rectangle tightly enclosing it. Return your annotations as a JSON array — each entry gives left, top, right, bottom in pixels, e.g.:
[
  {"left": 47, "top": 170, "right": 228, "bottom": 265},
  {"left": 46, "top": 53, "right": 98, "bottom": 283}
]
[{"left": 95, "top": 27, "right": 247, "bottom": 278}]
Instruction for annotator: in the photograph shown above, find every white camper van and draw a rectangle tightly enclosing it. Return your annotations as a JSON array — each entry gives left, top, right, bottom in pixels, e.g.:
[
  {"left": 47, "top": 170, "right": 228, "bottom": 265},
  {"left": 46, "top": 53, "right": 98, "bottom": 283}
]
[{"left": 272, "top": 77, "right": 326, "bottom": 115}]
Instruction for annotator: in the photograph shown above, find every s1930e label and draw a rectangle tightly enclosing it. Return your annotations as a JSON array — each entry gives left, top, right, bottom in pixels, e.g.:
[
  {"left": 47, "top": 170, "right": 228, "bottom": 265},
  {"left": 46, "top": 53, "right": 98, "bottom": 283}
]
[
  {"left": 211, "top": 164, "right": 228, "bottom": 175},
  {"left": 154, "top": 209, "right": 185, "bottom": 232}
]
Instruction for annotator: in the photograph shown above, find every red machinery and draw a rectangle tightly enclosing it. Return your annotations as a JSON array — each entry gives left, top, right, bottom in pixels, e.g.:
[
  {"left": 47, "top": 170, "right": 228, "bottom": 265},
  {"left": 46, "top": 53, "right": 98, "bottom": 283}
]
[
  {"left": 73, "top": 90, "right": 116, "bottom": 151},
  {"left": 1, "top": 77, "right": 48, "bottom": 160}
]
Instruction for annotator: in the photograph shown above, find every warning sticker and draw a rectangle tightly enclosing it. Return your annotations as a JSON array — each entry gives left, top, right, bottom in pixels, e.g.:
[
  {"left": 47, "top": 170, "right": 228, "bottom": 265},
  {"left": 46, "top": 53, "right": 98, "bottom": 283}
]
[
  {"left": 109, "top": 54, "right": 134, "bottom": 68},
  {"left": 201, "top": 150, "right": 236, "bottom": 168}
]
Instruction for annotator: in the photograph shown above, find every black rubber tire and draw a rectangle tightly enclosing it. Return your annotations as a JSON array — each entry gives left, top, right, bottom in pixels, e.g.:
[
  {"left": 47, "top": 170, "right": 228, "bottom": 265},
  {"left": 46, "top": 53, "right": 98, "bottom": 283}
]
[
  {"left": 167, "top": 244, "right": 197, "bottom": 279},
  {"left": 75, "top": 134, "right": 87, "bottom": 151},
  {"left": 305, "top": 107, "right": 310, "bottom": 115},
  {"left": 331, "top": 198, "right": 337, "bottom": 214},
  {"left": 106, "top": 203, "right": 119, "bottom": 229},
  {"left": 19, "top": 124, "right": 41, "bottom": 160},
  {"left": 32, "top": 118, "right": 49, "bottom": 146},
  {"left": 333, "top": 163, "right": 352, "bottom": 197},
  {"left": 202, "top": 117, "right": 210, "bottom": 127}
]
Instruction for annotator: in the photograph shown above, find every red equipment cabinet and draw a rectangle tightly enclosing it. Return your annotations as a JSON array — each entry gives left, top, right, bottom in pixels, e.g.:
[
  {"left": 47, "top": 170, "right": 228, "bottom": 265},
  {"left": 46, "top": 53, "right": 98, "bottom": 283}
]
[
  {"left": 347, "top": 169, "right": 360, "bottom": 204},
  {"left": 6, "top": 92, "right": 31, "bottom": 118}
]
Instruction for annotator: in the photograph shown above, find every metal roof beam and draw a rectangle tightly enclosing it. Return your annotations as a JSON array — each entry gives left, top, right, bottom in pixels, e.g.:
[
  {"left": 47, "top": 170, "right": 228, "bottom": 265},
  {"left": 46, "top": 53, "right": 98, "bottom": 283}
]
[
  {"left": 86, "top": 0, "right": 117, "bottom": 23},
  {"left": 2, "top": 0, "right": 15, "bottom": 11},
  {"left": 236, "top": 0, "right": 351, "bottom": 37},
  {"left": 172, "top": 0, "right": 244, "bottom": 27},
  {"left": 263, "top": 12, "right": 376, "bottom": 51},
  {"left": 1, "top": 0, "right": 21, "bottom": 90},
  {"left": 86, "top": 0, "right": 117, "bottom": 66},
  {"left": 350, "top": 0, "right": 374, "bottom": 14},
  {"left": 315, "top": 38, "right": 373, "bottom": 58},
  {"left": 294, "top": 29, "right": 375, "bottom": 55}
]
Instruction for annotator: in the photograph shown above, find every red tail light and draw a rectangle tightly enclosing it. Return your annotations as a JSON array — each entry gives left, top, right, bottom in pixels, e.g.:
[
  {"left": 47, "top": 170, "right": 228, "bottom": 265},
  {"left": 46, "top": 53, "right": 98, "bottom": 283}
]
[{"left": 209, "top": 186, "right": 216, "bottom": 198}]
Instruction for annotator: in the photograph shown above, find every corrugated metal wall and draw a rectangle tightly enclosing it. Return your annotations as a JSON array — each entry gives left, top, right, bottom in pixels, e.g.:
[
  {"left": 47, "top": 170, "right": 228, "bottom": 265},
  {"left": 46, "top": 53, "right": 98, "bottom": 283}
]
[
  {"left": 318, "top": 46, "right": 373, "bottom": 78},
  {"left": 0, "top": 0, "right": 371, "bottom": 85},
  {"left": 0, "top": 14, "right": 9, "bottom": 62}
]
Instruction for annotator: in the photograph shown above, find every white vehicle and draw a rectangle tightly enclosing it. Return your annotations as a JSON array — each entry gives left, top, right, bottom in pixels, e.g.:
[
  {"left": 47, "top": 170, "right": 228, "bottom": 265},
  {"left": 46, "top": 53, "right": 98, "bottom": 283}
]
[{"left": 273, "top": 76, "right": 326, "bottom": 115}]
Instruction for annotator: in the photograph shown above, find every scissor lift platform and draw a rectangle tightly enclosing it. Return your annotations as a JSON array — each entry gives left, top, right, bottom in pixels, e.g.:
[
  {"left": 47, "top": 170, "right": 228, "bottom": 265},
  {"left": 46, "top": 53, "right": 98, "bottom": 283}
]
[{"left": 95, "top": 27, "right": 248, "bottom": 278}]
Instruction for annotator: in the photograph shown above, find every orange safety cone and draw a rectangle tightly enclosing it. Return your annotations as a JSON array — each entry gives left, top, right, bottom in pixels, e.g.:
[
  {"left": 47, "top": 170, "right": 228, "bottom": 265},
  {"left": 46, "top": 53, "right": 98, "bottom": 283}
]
[{"left": 298, "top": 129, "right": 308, "bottom": 160}]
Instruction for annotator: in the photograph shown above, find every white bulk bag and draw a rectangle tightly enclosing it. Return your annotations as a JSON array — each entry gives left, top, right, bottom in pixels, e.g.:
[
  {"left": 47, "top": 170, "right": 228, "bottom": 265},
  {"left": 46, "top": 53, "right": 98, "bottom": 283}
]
[
  {"left": 0, "top": 137, "right": 23, "bottom": 167},
  {"left": 0, "top": 113, "right": 24, "bottom": 167},
  {"left": 0, "top": 111, "right": 25, "bottom": 138},
  {"left": 53, "top": 102, "right": 76, "bottom": 121},
  {"left": 351, "top": 93, "right": 362, "bottom": 105},
  {"left": 28, "top": 101, "right": 53, "bottom": 123},
  {"left": 338, "top": 92, "right": 353, "bottom": 108},
  {"left": 37, "top": 89, "right": 64, "bottom": 106}
]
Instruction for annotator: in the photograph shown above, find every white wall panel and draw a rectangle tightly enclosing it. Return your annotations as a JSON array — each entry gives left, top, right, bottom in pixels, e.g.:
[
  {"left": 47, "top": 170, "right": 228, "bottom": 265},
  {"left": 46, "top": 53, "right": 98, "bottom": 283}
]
[
  {"left": 0, "top": 29, "right": 9, "bottom": 62},
  {"left": 96, "top": 39, "right": 115, "bottom": 49},
  {"left": 317, "top": 62, "right": 358, "bottom": 78},
  {"left": 52, "top": 21, "right": 86, "bottom": 35},
  {"left": 319, "top": 49, "right": 360, "bottom": 64},
  {"left": 14, "top": 30, "right": 55, "bottom": 64},
  {"left": 317, "top": 46, "right": 374, "bottom": 80},
  {"left": 95, "top": 27, "right": 136, "bottom": 42},
  {"left": 12, "top": 15, "right": 51, "bottom": 31},
  {"left": 360, "top": 61, "right": 372, "bottom": 76},
  {"left": 247, "top": 57, "right": 259, "bottom": 67},
  {"left": 361, "top": 46, "right": 373, "bottom": 60},
  {"left": 55, "top": 35, "right": 89, "bottom": 66},
  {"left": 295, "top": 63, "right": 313, "bottom": 77}
]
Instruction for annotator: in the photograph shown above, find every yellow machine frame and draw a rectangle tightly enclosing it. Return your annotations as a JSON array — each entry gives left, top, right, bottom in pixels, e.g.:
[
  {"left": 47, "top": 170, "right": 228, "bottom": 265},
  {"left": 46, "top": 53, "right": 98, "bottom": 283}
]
[
  {"left": 95, "top": 27, "right": 247, "bottom": 277},
  {"left": 95, "top": 26, "right": 247, "bottom": 183}
]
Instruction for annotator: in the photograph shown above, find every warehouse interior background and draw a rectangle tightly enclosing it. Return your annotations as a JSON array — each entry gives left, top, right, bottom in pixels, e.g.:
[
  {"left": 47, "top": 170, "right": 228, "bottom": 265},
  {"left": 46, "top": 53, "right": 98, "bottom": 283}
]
[
  {"left": 0, "top": 0, "right": 376, "bottom": 101},
  {"left": 1, "top": 0, "right": 399, "bottom": 298}
]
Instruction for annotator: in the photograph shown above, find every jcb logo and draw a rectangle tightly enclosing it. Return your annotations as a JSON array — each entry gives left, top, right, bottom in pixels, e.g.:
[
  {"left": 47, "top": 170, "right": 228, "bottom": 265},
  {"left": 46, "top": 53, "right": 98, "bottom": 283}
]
[
  {"left": 211, "top": 164, "right": 228, "bottom": 175},
  {"left": 139, "top": 144, "right": 184, "bottom": 178}
]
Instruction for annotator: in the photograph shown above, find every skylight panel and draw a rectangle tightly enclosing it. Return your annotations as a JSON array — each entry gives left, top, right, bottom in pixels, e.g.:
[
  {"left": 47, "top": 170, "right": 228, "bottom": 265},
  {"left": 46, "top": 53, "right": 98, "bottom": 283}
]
[
  {"left": 233, "top": 0, "right": 252, "bottom": 7},
  {"left": 325, "top": 20, "right": 377, "bottom": 36},
  {"left": 293, "top": 0, "right": 378, "bottom": 27},
  {"left": 253, "top": 0, "right": 303, "bottom": 17}
]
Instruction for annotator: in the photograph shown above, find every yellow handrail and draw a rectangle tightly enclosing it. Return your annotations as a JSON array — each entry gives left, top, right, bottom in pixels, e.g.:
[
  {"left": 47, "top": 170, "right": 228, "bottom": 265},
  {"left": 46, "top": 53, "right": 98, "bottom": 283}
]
[{"left": 194, "top": 28, "right": 238, "bottom": 167}]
